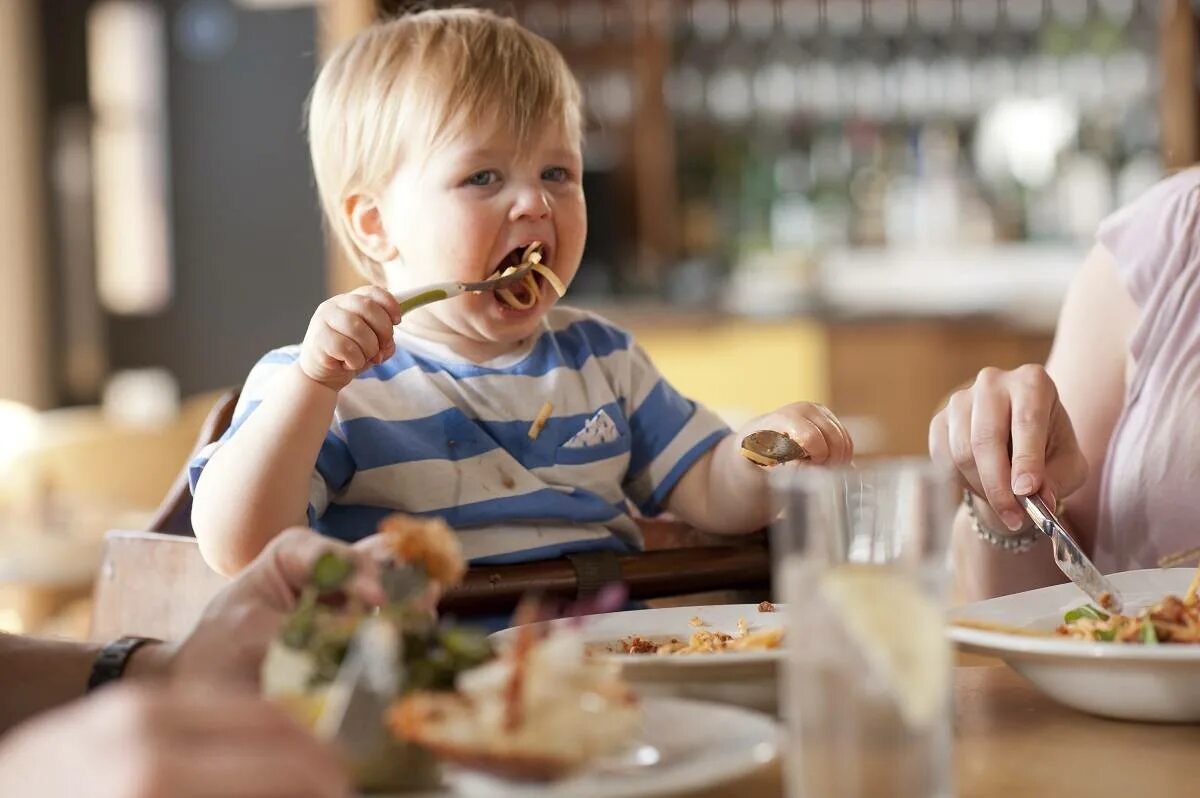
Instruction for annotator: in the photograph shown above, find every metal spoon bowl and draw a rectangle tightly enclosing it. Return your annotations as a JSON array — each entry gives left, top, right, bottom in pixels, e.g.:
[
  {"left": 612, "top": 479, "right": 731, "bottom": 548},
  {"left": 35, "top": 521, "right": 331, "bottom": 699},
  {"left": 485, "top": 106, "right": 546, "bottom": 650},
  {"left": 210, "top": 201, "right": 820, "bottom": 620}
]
[{"left": 739, "top": 430, "right": 808, "bottom": 467}]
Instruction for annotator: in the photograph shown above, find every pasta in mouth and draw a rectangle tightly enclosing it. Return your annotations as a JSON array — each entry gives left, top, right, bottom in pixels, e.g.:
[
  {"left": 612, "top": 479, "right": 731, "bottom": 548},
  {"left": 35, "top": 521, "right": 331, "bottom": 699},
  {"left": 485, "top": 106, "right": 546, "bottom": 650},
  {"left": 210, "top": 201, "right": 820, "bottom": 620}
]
[{"left": 491, "top": 242, "right": 566, "bottom": 310}]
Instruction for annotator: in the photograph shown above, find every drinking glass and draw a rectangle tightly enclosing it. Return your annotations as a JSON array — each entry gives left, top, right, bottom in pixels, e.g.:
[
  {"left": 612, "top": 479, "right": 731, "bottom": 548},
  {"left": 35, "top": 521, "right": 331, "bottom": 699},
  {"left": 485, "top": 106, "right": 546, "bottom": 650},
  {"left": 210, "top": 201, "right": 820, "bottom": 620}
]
[{"left": 771, "top": 459, "right": 957, "bottom": 798}]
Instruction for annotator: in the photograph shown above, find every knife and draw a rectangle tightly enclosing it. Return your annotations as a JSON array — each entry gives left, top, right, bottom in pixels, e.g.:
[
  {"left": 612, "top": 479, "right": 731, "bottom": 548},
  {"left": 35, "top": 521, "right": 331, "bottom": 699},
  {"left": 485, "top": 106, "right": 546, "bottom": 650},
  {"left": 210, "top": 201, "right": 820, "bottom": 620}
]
[
  {"left": 313, "top": 565, "right": 427, "bottom": 758},
  {"left": 1019, "top": 494, "right": 1126, "bottom": 614},
  {"left": 314, "top": 616, "right": 400, "bottom": 755}
]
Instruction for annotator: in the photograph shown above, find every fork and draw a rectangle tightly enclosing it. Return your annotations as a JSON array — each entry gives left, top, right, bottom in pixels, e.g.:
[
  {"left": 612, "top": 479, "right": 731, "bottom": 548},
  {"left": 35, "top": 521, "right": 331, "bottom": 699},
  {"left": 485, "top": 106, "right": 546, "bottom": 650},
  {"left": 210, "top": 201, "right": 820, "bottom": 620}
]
[{"left": 391, "top": 262, "right": 535, "bottom": 316}]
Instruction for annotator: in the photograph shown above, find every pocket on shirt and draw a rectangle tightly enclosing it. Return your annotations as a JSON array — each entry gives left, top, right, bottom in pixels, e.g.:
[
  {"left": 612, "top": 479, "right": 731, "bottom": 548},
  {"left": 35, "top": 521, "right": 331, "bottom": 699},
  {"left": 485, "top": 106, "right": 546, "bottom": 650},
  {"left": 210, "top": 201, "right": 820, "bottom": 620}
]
[{"left": 553, "top": 433, "right": 632, "bottom": 466}]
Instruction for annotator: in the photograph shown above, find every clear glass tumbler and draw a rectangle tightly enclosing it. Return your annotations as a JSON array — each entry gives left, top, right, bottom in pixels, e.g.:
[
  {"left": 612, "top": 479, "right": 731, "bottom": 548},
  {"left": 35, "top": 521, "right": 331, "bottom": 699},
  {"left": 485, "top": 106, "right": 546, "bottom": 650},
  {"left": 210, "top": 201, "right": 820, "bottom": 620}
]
[{"left": 771, "top": 460, "right": 957, "bottom": 798}]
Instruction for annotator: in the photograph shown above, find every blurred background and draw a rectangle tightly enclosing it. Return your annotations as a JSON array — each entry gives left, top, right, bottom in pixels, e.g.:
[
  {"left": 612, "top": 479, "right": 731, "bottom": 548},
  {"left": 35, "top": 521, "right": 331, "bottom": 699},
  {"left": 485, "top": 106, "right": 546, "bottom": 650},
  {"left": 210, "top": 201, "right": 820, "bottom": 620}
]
[{"left": 1, "top": 0, "right": 1197, "bottom": 635}]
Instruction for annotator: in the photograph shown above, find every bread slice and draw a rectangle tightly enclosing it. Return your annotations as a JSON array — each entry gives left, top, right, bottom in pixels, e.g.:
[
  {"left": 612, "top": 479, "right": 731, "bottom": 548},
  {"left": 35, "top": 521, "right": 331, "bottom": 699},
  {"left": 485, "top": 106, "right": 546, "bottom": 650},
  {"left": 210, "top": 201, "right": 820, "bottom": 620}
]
[
  {"left": 390, "top": 664, "right": 640, "bottom": 782},
  {"left": 391, "top": 693, "right": 577, "bottom": 781}
]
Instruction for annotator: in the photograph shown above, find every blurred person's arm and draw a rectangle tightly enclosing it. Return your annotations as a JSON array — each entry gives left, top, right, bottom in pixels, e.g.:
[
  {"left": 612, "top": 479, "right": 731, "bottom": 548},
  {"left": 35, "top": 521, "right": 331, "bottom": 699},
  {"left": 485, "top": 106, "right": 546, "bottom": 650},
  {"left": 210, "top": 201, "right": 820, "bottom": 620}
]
[
  {"left": 0, "top": 529, "right": 378, "bottom": 795},
  {"left": 0, "top": 684, "right": 351, "bottom": 798},
  {"left": 932, "top": 245, "right": 1137, "bottom": 601},
  {"left": 0, "top": 528, "right": 383, "bottom": 735},
  {"left": 0, "top": 634, "right": 169, "bottom": 735}
]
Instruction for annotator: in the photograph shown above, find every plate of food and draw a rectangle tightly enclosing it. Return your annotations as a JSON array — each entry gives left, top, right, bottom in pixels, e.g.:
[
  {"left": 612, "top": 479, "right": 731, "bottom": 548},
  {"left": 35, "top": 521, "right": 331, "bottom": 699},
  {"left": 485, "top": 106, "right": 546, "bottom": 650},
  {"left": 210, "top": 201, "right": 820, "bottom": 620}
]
[
  {"left": 490, "top": 602, "right": 785, "bottom": 713},
  {"left": 948, "top": 567, "right": 1200, "bottom": 722},
  {"left": 262, "top": 514, "right": 779, "bottom": 795},
  {"left": 393, "top": 628, "right": 780, "bottom": 797}
]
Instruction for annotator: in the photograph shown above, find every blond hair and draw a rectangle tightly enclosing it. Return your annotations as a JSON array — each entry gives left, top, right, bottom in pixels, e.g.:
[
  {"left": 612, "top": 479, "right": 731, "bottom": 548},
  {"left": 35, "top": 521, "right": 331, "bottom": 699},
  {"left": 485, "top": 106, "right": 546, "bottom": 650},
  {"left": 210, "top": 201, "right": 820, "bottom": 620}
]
[{"left": 307, "top": 8, "right": 583, "bottom": 282}]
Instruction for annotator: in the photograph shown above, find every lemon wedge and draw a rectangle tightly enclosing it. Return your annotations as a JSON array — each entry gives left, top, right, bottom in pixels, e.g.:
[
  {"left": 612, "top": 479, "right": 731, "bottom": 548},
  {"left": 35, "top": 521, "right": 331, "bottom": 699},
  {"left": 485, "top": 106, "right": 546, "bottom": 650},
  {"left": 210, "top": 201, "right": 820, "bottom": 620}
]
[
  {"left": 272, "top": 691, "right": 329, "bottom": 730},
  {"left": 819, "top": 564, "right": 950, "bottom": 729}
]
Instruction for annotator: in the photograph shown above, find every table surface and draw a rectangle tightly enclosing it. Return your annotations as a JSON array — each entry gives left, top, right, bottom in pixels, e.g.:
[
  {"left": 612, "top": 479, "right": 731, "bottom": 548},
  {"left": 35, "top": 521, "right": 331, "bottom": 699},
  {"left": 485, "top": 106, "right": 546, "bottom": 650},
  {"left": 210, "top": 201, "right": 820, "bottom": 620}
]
[{"left": 688, "top": 662, "right": 1200, "bottom": 798}]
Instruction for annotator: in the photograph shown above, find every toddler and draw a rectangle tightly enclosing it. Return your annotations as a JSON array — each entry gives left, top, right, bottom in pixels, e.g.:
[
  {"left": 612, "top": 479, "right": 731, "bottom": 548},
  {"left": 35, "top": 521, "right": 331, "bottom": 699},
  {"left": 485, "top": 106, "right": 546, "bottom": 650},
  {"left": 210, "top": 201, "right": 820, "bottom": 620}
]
[{"left": 189, "top": 8, "right": 854, "bottom": 575}]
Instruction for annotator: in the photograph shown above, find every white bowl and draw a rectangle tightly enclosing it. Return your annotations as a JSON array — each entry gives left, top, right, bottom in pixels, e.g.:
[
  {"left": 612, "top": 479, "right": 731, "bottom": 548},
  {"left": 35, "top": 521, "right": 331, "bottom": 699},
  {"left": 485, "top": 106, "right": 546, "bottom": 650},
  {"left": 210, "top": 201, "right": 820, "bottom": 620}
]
[
  {"left": 948, "top": 568, "right": 1200, "bottom": 723},
  {"left": 490, "top": 605, "right": 783, "bottom": 713}
]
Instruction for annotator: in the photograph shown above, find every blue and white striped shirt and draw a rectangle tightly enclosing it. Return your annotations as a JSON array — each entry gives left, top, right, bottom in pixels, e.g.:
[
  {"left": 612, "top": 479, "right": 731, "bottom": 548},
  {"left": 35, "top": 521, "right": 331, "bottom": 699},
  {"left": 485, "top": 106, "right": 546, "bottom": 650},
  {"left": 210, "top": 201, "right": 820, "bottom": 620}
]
[{"left": 189, "top": 307, "right": 730, "bottom": 564}]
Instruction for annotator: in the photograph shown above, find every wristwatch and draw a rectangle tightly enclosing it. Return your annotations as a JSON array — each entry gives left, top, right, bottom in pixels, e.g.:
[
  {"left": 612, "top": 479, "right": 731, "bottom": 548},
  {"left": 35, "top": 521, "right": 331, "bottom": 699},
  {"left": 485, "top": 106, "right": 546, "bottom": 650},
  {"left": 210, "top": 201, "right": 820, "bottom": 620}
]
[{"left": 87, "top": 636, "right": 161, "bottom": 692}]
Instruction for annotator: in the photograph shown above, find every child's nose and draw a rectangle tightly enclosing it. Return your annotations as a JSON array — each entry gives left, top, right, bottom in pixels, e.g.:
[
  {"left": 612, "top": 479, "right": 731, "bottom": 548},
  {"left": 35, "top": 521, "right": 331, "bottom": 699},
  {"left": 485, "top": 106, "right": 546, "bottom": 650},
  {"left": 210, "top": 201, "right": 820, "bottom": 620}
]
[{"left": 509, "top": 188, "right": 551, "bottom": 221}]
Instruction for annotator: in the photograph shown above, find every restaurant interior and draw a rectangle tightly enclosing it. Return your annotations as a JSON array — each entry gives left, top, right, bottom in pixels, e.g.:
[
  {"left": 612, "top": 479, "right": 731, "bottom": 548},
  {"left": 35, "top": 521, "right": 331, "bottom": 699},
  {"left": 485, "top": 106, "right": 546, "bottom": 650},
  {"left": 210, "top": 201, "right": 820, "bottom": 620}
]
[{"left": 2, "top": 0, "right": 1199, "bottom": 795}]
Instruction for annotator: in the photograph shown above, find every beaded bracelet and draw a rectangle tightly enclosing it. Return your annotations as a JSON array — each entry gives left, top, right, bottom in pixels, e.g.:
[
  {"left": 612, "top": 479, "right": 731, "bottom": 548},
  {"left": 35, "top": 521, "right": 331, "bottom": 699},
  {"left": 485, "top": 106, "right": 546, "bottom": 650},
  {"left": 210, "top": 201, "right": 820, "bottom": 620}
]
[{"left": 962, "top": 489, "right": 1041, "bottom": 554}]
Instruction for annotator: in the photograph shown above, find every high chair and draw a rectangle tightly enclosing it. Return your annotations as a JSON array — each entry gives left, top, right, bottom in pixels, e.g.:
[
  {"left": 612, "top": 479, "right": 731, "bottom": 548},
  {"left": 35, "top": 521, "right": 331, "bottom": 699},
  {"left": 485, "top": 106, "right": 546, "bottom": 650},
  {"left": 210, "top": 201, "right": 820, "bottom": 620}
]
[{"left": 94, "top": 389, "right": 770, "bottom": 639}]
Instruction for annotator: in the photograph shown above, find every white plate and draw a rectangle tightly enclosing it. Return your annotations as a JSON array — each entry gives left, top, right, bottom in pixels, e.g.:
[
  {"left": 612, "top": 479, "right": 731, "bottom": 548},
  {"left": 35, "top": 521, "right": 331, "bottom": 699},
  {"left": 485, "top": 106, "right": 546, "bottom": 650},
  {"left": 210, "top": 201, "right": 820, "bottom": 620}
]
[
  {"left": 948, "top": 568, "right": 1200, "bottom": 722},
  {"left": 490, "top": 605, "right": 784, "bottom": 713},
  {"left": 381, "top": 697, "right": 779, "bottom": 798}
]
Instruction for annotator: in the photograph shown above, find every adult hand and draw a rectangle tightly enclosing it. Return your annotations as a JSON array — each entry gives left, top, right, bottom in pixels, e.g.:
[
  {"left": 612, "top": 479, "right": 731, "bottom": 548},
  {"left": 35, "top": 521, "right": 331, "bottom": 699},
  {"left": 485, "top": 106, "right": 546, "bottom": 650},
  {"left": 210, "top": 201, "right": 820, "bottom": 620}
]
[
  {"left": 163, "top": 527, "right": 386, "bottom": 687},
  {"left": 929, "top": 365, "right": 1088, "bottom": 530},
  {"left": 0, "top": 683, "right": 351, "bottom": 798}
]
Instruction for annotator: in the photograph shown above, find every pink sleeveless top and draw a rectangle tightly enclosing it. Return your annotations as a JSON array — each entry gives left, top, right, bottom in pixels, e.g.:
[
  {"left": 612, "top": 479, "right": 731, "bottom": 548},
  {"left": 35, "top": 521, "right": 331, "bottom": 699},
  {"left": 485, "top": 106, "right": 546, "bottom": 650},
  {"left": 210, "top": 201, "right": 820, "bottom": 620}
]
[{"left": 1094, "top": 168, "right": 1200, "bottom": 571}]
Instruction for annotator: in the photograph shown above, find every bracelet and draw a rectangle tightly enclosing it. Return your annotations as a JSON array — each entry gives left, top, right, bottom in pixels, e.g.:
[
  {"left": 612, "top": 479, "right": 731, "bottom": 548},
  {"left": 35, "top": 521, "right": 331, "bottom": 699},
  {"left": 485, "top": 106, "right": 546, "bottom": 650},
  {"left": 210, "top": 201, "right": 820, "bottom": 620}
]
[
  {"left": 87, "top": 636, "right": 161, "bottom": 692},
  {"left": 963, "top": 490, "right": 1040, "bottom": 554}
]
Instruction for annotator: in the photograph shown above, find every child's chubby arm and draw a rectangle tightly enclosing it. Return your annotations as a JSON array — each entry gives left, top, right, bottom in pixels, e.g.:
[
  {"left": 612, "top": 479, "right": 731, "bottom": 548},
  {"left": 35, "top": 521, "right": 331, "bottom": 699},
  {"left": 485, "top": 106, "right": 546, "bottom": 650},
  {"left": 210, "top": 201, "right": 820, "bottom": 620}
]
[
  {"left": 663, "top": 402, "right": 854, "bottom": 533},
  {"left": 192, "top": 286, "right": 403, "bottom": 575}
]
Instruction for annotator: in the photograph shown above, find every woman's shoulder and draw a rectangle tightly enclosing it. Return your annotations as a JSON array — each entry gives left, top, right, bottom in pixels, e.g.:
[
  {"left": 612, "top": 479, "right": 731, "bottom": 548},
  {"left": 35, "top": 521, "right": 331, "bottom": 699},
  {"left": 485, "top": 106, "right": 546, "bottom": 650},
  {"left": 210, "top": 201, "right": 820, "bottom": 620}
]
[
  {"left": 1098, "top": 167, "right": 1200, "bottom": 305},
  {"left": 1112, "top": 166, "right": 1200, "bottom": 217}
]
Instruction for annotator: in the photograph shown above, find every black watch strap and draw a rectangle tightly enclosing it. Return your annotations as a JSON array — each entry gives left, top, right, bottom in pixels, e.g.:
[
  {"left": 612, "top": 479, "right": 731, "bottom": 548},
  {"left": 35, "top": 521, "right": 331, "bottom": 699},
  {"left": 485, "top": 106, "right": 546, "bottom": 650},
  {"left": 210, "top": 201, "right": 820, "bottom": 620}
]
[{"left": 87, "top": 636, "right": 160, "bottom": 692}]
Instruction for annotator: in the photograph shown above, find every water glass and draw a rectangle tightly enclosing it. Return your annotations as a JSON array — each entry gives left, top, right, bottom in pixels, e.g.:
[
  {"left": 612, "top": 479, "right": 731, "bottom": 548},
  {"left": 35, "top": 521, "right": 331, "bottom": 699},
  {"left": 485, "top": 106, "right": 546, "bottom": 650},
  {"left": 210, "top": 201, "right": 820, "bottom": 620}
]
[{"left": 771, "top": 460, "right": 957, "bottom": 798}]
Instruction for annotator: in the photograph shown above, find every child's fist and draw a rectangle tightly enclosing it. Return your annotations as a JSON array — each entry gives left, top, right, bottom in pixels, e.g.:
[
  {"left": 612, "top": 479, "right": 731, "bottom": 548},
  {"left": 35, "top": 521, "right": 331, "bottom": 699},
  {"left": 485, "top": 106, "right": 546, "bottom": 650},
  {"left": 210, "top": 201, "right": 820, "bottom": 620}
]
[
  {"left": 299, "top": 286, "right": 403, "bottom": 390},
  {"left": 745, "top": 402, "right": 854, "bottom": 467}
]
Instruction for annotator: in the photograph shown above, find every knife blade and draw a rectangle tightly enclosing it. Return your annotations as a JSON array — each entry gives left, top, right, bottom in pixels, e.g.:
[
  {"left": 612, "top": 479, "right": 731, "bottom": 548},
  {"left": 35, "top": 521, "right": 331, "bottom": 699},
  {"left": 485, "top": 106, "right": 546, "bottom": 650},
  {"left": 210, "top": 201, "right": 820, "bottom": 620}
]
[
  {"left": 1020, "top": 494, "right": 1125, "bottom": 614},
  {"left": 313, "top": 616, "right": 400, "bottom": 759},
  {"left": 380, "top": 563, "right": 428, "bottom": 605},
  {"left": 313, "top": 564, "right": 426, "bottom": 758}
]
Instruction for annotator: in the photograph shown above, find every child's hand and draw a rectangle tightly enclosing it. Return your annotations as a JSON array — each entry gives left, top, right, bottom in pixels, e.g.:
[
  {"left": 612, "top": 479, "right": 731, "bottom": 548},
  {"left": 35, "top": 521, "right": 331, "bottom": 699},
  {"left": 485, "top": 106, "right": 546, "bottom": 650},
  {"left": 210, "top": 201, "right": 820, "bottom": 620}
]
[
  {"left": 299, "top": 286, "right": 403, "bottom": 390},
  {"left": 745, "top": 402, "right": 854, "bottom": 466}
]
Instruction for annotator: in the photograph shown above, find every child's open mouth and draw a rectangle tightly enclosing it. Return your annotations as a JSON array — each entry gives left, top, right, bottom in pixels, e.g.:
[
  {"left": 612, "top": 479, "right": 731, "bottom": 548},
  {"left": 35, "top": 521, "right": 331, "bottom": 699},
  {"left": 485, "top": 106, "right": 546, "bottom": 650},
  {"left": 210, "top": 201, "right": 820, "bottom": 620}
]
[{"left": 488, "top": 242, "right": 565, "bottom": 311}]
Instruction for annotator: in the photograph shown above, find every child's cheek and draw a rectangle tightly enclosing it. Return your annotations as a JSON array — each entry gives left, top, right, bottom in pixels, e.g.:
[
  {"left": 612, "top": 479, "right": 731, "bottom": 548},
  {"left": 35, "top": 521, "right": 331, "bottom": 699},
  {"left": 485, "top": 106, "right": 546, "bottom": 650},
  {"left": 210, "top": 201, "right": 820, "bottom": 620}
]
[{"left": 460, "top": 292, "right": 495, "bottom": 314}]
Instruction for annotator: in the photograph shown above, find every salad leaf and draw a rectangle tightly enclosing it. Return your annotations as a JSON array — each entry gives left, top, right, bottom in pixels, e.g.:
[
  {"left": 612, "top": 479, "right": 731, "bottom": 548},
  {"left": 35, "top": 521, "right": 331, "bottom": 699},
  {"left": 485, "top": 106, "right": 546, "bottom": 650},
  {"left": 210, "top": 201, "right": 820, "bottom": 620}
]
[
  {"left": 439, "top": 626, "right": 493, "bottom": 663},
  {"left": 1140, "top": 616, "right": 1159, "bottom": 645},
  {"left": 1064, "top": 604, "right": 1109, "bottom": 623},
  {"left": 280, "top": 587, "right": 319, "bottom": 649},
  {"left": 311, "top": 552, "right": 355, "bottom": 592}
]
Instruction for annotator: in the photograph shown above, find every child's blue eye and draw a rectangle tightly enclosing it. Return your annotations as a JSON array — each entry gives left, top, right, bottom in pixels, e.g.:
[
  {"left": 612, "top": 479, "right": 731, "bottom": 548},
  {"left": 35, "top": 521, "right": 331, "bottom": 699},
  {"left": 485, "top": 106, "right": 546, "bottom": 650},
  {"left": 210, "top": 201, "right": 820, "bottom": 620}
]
[
  {"left": 464, "top": 170, "right": 498, "bottom": 187},
  {"left": 542, "top": 166, "right": 570, "bottom": 182}
]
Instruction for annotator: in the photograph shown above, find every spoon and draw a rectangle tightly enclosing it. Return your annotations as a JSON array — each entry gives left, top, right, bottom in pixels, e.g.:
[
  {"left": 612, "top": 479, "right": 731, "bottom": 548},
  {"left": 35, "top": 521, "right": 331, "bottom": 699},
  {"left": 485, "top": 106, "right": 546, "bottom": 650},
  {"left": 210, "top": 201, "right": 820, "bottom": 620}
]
[{"left": 739, "top": 430, "right": 809, "bottom": 467}]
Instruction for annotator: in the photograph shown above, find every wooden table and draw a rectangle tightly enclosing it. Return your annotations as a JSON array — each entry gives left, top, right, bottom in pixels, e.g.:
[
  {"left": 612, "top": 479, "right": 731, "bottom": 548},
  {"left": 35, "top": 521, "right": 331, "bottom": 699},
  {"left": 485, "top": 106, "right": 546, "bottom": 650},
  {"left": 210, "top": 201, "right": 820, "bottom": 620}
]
[
  {"left": 86, "top": 534, "right": 1198, "bottom": 795},
  {"left": 689, "top": 662, "right": 1200, "bottom": 798}
]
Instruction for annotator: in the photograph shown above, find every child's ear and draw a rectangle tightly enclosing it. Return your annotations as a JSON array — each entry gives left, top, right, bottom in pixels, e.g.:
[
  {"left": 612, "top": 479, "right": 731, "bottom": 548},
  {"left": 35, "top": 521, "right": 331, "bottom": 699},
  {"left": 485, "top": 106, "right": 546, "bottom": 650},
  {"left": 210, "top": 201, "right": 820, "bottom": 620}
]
[{"left": 344, "top": 194, "right": 400, "bottom": 262}]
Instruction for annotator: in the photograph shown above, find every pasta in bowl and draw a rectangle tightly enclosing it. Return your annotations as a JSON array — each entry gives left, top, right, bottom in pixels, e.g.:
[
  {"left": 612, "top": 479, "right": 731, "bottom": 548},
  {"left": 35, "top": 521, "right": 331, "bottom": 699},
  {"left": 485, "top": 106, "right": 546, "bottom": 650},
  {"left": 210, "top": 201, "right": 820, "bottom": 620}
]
[
  {"left": 948, "top": 568, "right": 1200, "bottom": 722},
  {"left": 1056, "top": 567, "right": 1199, "bottom": 643}
]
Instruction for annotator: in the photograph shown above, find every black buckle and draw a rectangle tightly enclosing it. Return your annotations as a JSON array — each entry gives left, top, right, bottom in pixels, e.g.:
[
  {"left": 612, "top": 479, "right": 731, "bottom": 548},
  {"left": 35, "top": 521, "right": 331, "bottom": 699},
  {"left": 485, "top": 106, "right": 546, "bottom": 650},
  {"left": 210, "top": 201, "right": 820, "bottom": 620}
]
[{"left": 565, "top": 550, "right": 623, "bottom": 599}]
